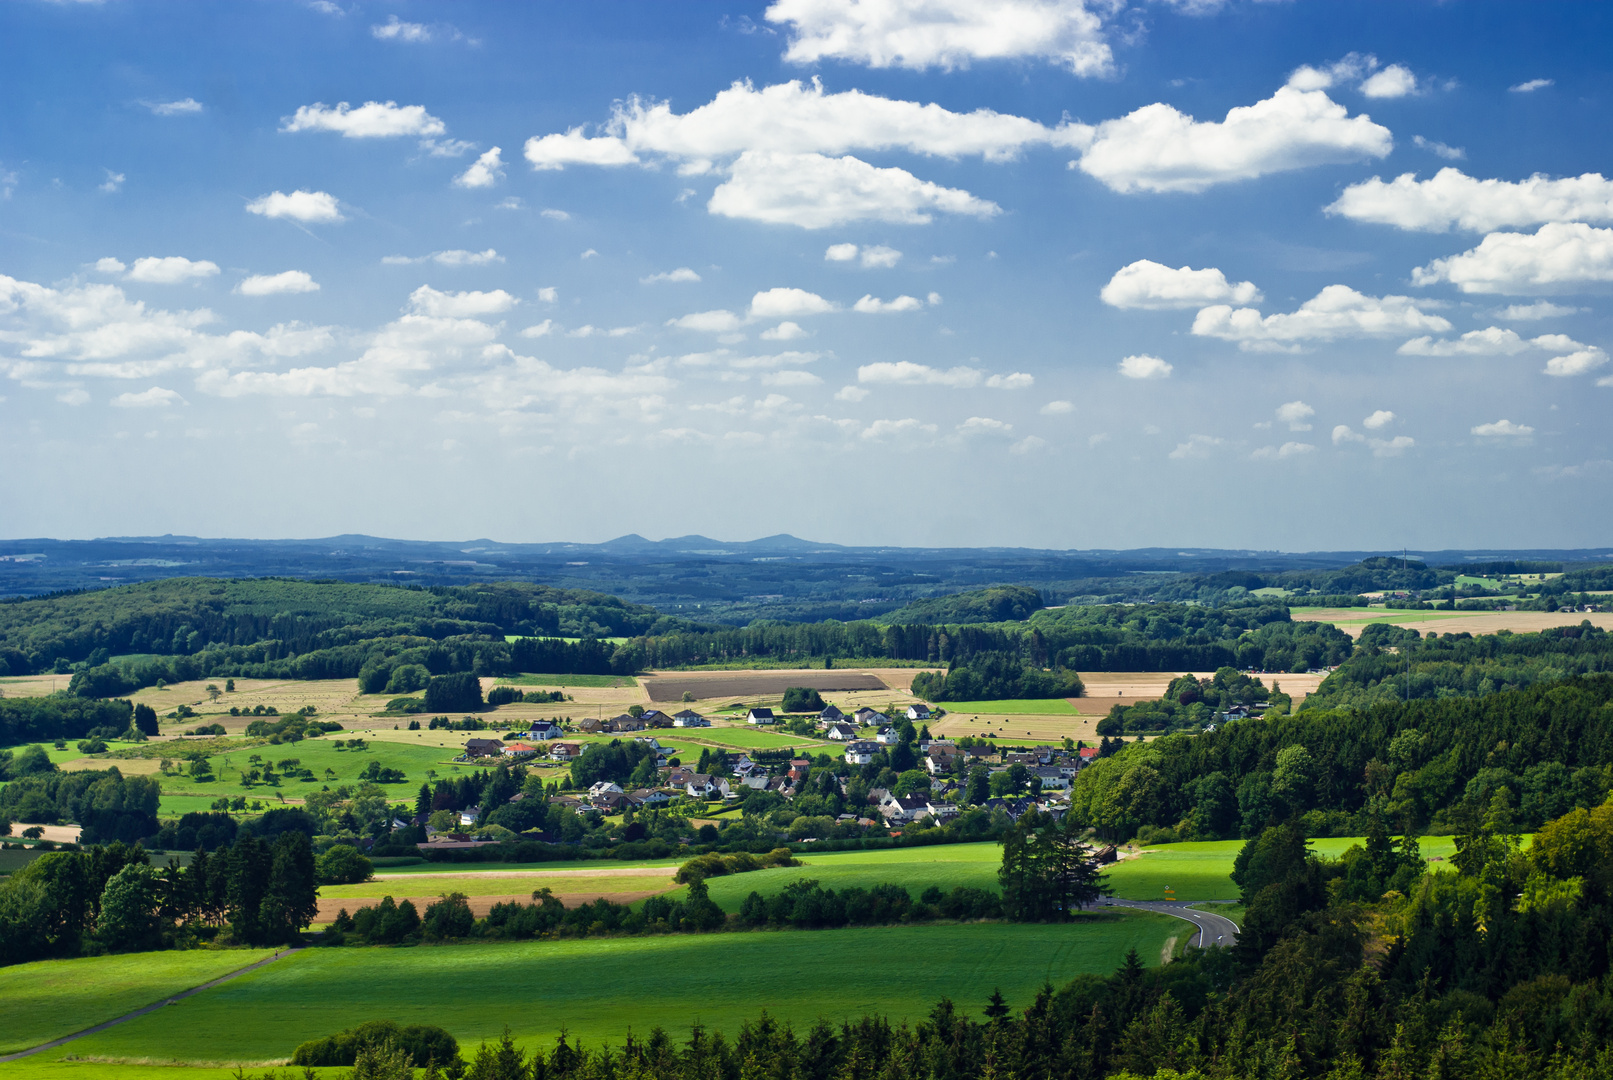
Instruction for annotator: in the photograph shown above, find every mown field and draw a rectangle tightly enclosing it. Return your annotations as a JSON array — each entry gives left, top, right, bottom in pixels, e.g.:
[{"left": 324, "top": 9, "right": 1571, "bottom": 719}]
[
  {"left": 0, "top": 949, "right": 276, "bottom": 1055},
  {"left": 5, "top": 915, "right": 1178, "bottom": 1074},
  {"left": 936, "top": 699, "right": 1080, "bottom": 716}
]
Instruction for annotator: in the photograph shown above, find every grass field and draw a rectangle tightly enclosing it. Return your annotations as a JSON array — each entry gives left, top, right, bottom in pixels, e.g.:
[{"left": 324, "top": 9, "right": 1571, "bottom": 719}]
[
  {"left": 16, "top": 916, "right": 1177, "bottom": 1072},
  {"left": 495, "top": 674, "right": 638, "bottom": 688},
  {"left": 684, "top": 727, "right": 829, "bottom": 750},
  {"left": 937, "top": 699, "right": 1080, "bottom": 716},
  {"left": 0, "top": 949, "right": 276, "bottom": 1055},
  {"left": 1107, "top": 835, "right": 1464, "bottom": 901}
]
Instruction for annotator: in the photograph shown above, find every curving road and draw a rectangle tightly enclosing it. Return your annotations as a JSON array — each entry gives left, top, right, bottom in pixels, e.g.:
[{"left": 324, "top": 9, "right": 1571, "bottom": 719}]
[{"left": 1099, "top": 898, "right": 1239, "bottom": 949}]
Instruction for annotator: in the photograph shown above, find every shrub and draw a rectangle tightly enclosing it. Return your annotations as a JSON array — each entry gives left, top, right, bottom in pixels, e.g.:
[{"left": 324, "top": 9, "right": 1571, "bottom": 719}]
[
  {"left": 291, "top": 1020, "right": 459, "bottom": 1070},
  {"left": 316, "top": 844, "right": 373, "bottom": 885}
]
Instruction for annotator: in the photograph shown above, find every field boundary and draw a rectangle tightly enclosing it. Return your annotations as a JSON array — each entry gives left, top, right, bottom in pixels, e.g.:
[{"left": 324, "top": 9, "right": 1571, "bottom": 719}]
[{"left": 0, "top": 947, "right": 299, "bottom": 1063}]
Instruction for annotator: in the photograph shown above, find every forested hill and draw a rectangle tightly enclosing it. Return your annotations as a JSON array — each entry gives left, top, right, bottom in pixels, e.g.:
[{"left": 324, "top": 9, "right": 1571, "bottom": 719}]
[{"left": 0, "top": 578, "right": 673, "bottom": 676}]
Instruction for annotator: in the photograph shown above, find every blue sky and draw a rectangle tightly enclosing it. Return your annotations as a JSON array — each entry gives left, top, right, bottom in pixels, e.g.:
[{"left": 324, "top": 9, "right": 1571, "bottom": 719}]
[{"left": 2, "top": 0, "right": 1610, "bottom": 550}]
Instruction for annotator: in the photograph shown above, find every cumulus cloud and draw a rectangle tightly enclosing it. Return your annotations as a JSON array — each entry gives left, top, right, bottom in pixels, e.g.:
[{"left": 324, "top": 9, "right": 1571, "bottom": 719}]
[
  {"left": 1511, "top": 78, "right": 1553, "bottom": 93},
  {"left": 524, "top": 128, "right": 642, "bottom": 170},
  {"left": 93, "top": 258, "right": 126, "bottom": 274},
  {"left": 1276, "top": 400, "right": 1314, "bottom": 431},
  {"left": 383, "top": 249, "right": 504, "bottom": 267},
  {"left": 1328, "top": 168, "right": 1613, "bottom": 232},
  {"left": 825, "top": 243, "right": 858, "bottom": 262},
  {"left": 1041, "top": 400, "right": 1073, "bottom": 414},
  {"left": 281, "top": 100, "right": 446, "bottom": 138},
  {"left": 536, "top": 287, "right": 558, "bottom": 303},
  {"left": 1118, "top": 354, "right": 1172, "bottom": 379},
  {"left": 1100, "top": 259, "right": 1261, "bottom": 309},
  {"left": 1397, "top": 326, "right": 1533, "bottom": 356},
  {"left": 371, "top": 15, "right": 433, "bottom": 42},
  {"left": 1472, "top": 418, "right": 1534, "bottom": 438},
  {"left": 1169, "top": 434, "right": 1222, "bottom": 459},
  {"left": 1495, "top": 301, "right": 1579, "bottom": 321},
  {"left": 1363, "top": 410, "right": 1395, "bottom": 430},
  {"left": 1009, "top": 435, "right": 1046, "bottom": 454},
  {"left": 827, "top": 242, "right": 903, "bottom": 268},
  {"left": 111, "top": 386, "right": 185, "bottom": 408},
  {"left": 520, "top": 321, "right": 554, "bottom": 338},
  {"left": 1412, "top": 222, "right": 1613, "bottom": 294},
  {"left": 540, "top": 208, "right": 570, "bottom": 220},
  {"left": 762, "top": 369, "right": 823, "bottom": 387},
  {"left": 1370, "top": 435, "right": 1415, "bottom": 457},
  {"left": 1192, "top": 285, "right": 1451, "bottom": 351},
  {"left": 455, "top": 147, "right": 505, "bottom": 189},
  {"left": 1360, "top": 64, "right": 1417, "bottom": 99},
  {"left": 1075, "top": 82, "right": 1391, "bottom": 194},
  {"left": 126, "top": 256, "right": 220, "bottom": 284},
  {"left": 760, "top": 321, "right": 808, "bottom": 340},
  {"left": 667, "top": 310, "right": 744, "bottom": 333},
  {"left": 1412, "top": 135, "right": 1464, "bottom": 161},
  {"left": 985, "top": 372, "right": 1033, "bottom": 389},
  {"left": 857, "top": 360, "right": 1029, "bottom": 390},
  {"left": 237, "top": 271, "right": 319, "bottom": 296},
  {"left": 765, "top": 0, "right": 1114, "bottom": 76},
  {"left": 750, "top": 287, "right": 836, "bottom": 320},
  {"left": 862, "top": 417, "right": 938, "bottom": 440},
  {"left": 147, "top": 98, "right": 202, "bottom": 116},
  {"left": 835, "top": 385, "right": 869, "bottom": 401},
  {"left": 1253, "top": 441, "right": 1316, "bottom": 460},
  {"left": 99, "top": 170, "right": 125, "bottom": 194},
  {"left": 1543, "top": 348, "right": 1608, "bottom": 377},
  {"left": 1332, "top": 424, "right": 1363, "bottom": 445},
  {"left": 641, "top": 268, "right": 702, "bottom": 284},
  {"left": 406, "top": 285, "right": 516, "bottom": 318},
  {"left": 246, "top": 189, "right": 344, "bottom": 223},
  {"left": 853, "top": 294, "right": 923, "bottom": 313},
  {"left": 709, "top": 150, "right": 1000, "bottom": 228},
  {"left": 958, "top": 416, "right": 1013, "bottom": 436}
]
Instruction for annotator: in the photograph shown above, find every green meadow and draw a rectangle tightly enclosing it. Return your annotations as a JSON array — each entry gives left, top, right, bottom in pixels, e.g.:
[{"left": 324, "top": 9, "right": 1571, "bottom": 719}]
[
  {"left": 11, "top": 916, "right": 1178, "bottom": 1073},
  {"left": 0, "top": 949, "right": 276, "bottom": 1055},
  {"left": 935, "top": 699, "right": 1079, "bottom": 716},
  {"left": 494, "top": 673, "right": 638, "bottom": 688}
]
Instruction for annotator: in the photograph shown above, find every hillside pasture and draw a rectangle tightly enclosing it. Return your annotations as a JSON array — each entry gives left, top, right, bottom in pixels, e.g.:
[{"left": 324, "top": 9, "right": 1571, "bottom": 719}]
[{"left": 29, "top": 916, "right": 1179, "bottom": 1069}]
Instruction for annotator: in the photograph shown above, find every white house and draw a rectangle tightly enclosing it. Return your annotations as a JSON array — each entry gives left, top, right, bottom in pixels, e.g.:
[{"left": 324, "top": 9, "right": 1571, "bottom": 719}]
[
  {"left": 589, "top": 780, "right": 624, "bottom": 798},
  {"left": 673, "top": 710, "right": 709, "bottom": 727},
  {"left": 524, "top": 721, "right": 563, "bottom": 741},
  {"left": 906, "top": 704, "right": 932, "bottom": 721},
  {"left": 746, "top": 707, "right": 777, "bottom": 725},
  {"left": 458, "top": 806, "right": 481, "bottom": 827},
  {"left": 825, "top": 722, "right": 858, "bottom": 741},
  {"left": 844, "top": 739, "right": 879, "bottom": 765},
  {"left": 875, "top": 726, "right": 901, "bottom": 746}
]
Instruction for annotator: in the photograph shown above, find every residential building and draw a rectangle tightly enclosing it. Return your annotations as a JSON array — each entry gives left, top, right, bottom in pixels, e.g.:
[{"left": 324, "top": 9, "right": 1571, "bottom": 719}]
[
  {"left": 548, "top": 742, "right": 581, "bottom": 762},
  {"left": 577, "top": 717, "right": 604, "bottom": 734},
  {"left": 788, "top": 757, "right": 812, "bottom": 783},
  {"left": 845, "top": 740, "right": 878, "bottom": 765},
  {"left": 825, "top": 722, "right": 858, "bottom": 741},
  {"left": 906, "top": 704, "right": 932, "bottom": 721},
  {"left": 855, "top": 707, "right": 889, "bottom": 726},
  {"left": 684, "top": 774, "right": 732, "bottom": 799},
  {"left": 458, "top": 806, "right": 481, "bottom": 827},
  {"left": 1033, "top": 766, "right": 1071, "bottom": 790},
  {"left": 875, "top": 726, "right": 901, "bottom": 746},
  {"left": 673, "top": 709, "right": 709, "bottom": 727},
  {"left": 818, "top": 704, "right": 845, "bottom": 724},
  {"left": 746, "top": 707, "right": 777, "bottom": 725},
  {"left": 464, "top": 738, "right": 503, "bottom": 758},
  {"left": 589, "top": 781, "right": 624, "bottom": 798},
  {"left": 501, "top": 742, "right": 538, "bottom": 757},
  {"left": 605, "top": 713, "right": 647, "bottom": 733}
]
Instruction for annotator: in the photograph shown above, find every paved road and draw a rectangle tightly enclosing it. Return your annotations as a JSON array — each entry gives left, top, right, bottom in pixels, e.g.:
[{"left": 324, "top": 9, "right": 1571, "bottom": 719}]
[
  {"left": 1100, "top": 898, "right": 1239, "bottom": 949},
  {"left": 0, "top": 948, "right": 299, "bottom": 1063}
]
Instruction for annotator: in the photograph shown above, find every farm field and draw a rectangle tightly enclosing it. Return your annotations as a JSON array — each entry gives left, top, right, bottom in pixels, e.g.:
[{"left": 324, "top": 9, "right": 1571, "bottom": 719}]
[
  {"left": 0, "top": 949, "right": 276, "bottom": 1055},
  {"left": 494, "top": 673, "right": 638, "bottom": 688},
  {"left": 1290, "top": 608, "right": 1613, "bottom": 638},
  {"left": 642, "top": 669, "right": 891, "bottom": 703},
  {"left": 937, "top": 699, "right": 1079, "bottom": 715},
  {"left": 12, "top": 915, "right": 1180, "bottom": 1074}
]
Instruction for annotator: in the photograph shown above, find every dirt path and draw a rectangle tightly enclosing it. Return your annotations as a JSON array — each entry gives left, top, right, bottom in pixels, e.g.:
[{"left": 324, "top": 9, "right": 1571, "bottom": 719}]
[{"left": 0, "top": 948, "right": 299, "bottom": 1064}]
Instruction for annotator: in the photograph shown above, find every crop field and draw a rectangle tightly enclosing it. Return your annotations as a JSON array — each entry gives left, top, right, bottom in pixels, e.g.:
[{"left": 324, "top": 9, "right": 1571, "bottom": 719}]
[
  {"left": 937, "top": 699, "right": 1080, "bottom": 715},
  {"left": 643, "top": 670, "right": 890, "bottom": 703},
  {"left": 494, "top": 673, "right": 638, "bottom": 688},
  {"left": 0, "top": 949, "right": 276, "bottom": 1055},
  {"left": 1290, "top": 608, "right": 1613, "bottom": 638},
  {"left": 10, "top": 915, "right": 1179, "bottom": 1074}
]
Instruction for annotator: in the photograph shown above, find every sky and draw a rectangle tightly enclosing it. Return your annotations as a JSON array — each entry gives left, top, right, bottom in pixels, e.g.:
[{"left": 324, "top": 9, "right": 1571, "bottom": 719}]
[{"left": 1, "top": 0, "right": 1611, "bottom": 551}]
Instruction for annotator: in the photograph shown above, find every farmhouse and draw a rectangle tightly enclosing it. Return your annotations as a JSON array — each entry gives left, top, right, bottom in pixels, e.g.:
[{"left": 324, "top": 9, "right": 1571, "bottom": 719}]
[
  {"left": 845, "top": 739, "right": 878, "bottom": 765},
  {"left": 524, "top": 721, "right": 563, "bottom": 740},
  {"left": 906, "top": 704, "right": 932, "bottom": 721},
  {"left": 825, "top": 722, "right": 858, "bottom": 741},
  {"left": 673, "top": 709, "right": 710, "bottom": 727},
  {"left": 746, "top": 707, "right": 777, "bottom": 725}
]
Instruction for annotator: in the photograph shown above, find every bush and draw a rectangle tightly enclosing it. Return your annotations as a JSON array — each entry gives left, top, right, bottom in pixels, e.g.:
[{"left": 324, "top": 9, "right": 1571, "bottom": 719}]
[
  {"left": 291, "top": 1020, "right": 459, "bottom": 1070},
  {"left": 383, "top": 697, "right": 428, "bottom": 714},
  {"left": 316, "top": 844, "right": 373, "bottom": 885},
  {"left": 782, "top": 687, "right": 826, "bottom": 713}
]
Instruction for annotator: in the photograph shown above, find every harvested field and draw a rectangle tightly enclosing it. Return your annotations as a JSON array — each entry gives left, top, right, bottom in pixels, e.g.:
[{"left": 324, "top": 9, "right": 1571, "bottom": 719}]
[
  {"left": 1292, "top": 608, "right": 1613, "bottom": 638},
  {"left": 642, "top": 669, "right": 889, "bottom": 703},
  {"left": 314, "top": 888, "right": 670, "bottom": 921}
]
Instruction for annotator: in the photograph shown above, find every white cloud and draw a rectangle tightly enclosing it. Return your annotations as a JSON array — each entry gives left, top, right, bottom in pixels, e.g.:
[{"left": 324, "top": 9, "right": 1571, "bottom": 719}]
[
  {"left": 1117, "top": 354, "right": 1172, "bottom": 379},
  {"left": 861, "top": 245, "right": 902, "bottom": 268},
  {"left": 1332, "top": 424, "right": 1364, "bottom": 445},
  {"left": 1099, "top": 259, "right": 1261, "bottom": 309},
  {"left": 1495, "top": 301, "right": 1578, "bottom": 321},
  {"left": 1543, "top": 348, "right": 1608, "bottom": 377},
  {"left": 1360, "top": 64, "right": 1417, "bottom": 99},
  {"left": 1253, "top": 441, "right": 1316, "bottom": 460},
  {"left": 709, "top": 150, "right": 1000, "bottom": 228},
  {"left": 372, "top": 15, "right": 432, "bottom": 42},
  {"left": 1040, "top": 400, "right": 1073, "bottom": 415},
  {"left": 926, "top": 292, "right": 942, "bottom": 306},
  {"left": 525, "top": 128, "right": 642, "bottom": 170},
  {"left": 825, "top": 243, "right": 859, "bottom": 262},
  {"left": 1328, "top": 168, "right": 1613, "bottom": 232},
  {"left": 1169, "top": 434, "right": 1222, "bottom": 459},
  {"left": 282, "top": 100, "right": 446, "bottom": 138},
  {"left": 246, "top": 189, "right": 343, "bottom": 224},
  {"left": 1363, "top": 409, "right": 1395, "bottom": 430},
  {"left": 99, "top": 170, "right": 125, "bottom": 194},
  {"left": 763, "top": 369, "right": 823, "bottom": 387},
  {"left": 760, "top": 321, "right": 808, "bottom": 340},
  {"left": 540, "top": 208, "right": 570, "bottom": 220},
  {"left": 858, "top": 360, "right": 982, "bottom": 388},
  {"left": 641, "top": 268, "right": 702, "bottom": 284},
  {"left": 568, "top": 325, "right": 639, "bottom": 339},
  {"left": 1076, "top": 83, "right": 1391, "bottom": 194},
  {"left": 1192, "top": 285, "right": 1451, "bottom": 351},
  {"left": 1397, "top": 326, "right": 1531, "bottom": 356},
  {"left": 766, "top": 0, "right": 1114, "bottom": 76},
  {"left": 1009, "top": 435, "right": 1046, "bottom": 454},
  {"left": 668, "top": 310, "right": 744, "bottom": 333},
  {"left": 520, "top": 321, "right": 554, "bottom": 338},
  {"left": 384, "top": 249, "right": 504, "bottom": 267},
  {"left": 536, "top": 287, "right": 558, "bottom": 303},
  {"left": 1412, "top": 135, "right": 1464, "bottom": 161},
  {"left": 147, "top": 98, "right": 202, "bottom": 116},
  {"left": 126, "top": 256, "right": 220, "bottom": 284},
  {"left": 1413, "top": 222, "right": 1613, "bottom": 294},
  {"left": 93, "top": 258, "right": 125, "bottom": 274},
  {"left": 1510, "top": 78, "right": 1553, "bottom": 93},
  {"left": 455, "top": 147, "right": 505, "bottom": 189},
  {"left": 835, "top": 385, "right": 869, "bottom": 401},
  {"left": 1276, "top": 400, "right": 1314, "bottom": 431},
  {"left": 750, "top": 287, "right": 836, "bottom": 319},
  {"left": 496, "top": 198, "right": 524, "bottom": 210},
  {"left": 853, "top": 293, "right": 923, "bottom": 313},
  {"left": 862, "top": 417, "right": 938, "bottom": 440},
  {"left": 421, "top": 138, "right": 476, "bottom": 158},
  {"left": 407, "top": 285, "right": 516, "bottom": 318},
  {"left": 1472, "top": 418, "right": 1534, "bottom": 438},
  {"left": 581, "top": 249, "right": 599, "bottom": 260},
  {"left": 112, "top": 386, "right": 185, "bottom": 408},
  {"left": 56, "top": 388, "right": 90, "bottom": 406},
  {"left": 984, "top": 372, "right": 1033, "bottom": 389},
  {"left": 237, "top": 271, "right": 319, "bottom": 296},
  {"left": 1286, "top": 53, "right": 1378, "bottom": 92},
  {"left": 958, "top": 416, "right": 1013, "bottom": 436},
  {"left": 1370, "top": 435, "right": 1415, "bottom": 457}
]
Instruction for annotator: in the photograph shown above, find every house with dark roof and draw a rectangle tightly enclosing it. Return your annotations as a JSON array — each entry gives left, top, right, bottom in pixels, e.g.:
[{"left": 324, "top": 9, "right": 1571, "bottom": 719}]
[{"left": 746, "top": 707, "right": 777, "bottom": 725}]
